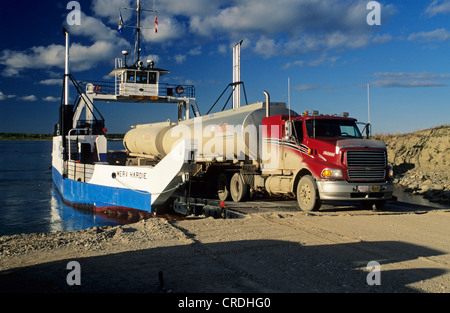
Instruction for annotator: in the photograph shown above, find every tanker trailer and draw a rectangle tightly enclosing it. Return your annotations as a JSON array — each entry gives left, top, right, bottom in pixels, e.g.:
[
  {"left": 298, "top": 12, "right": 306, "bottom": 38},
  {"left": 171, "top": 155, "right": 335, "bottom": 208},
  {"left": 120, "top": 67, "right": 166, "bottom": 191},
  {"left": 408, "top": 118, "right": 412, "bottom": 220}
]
[
  {"left": 124, "top": 101, "right": 294, "bottom": 162},
  {"left": 123, "top": 100, "right": 296, "bottom": 201}
]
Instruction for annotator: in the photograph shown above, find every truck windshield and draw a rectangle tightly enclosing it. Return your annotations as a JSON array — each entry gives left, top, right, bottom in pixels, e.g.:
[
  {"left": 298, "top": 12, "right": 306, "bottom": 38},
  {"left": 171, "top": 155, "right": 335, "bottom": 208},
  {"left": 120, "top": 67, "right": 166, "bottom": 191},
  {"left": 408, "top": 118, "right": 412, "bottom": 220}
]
[{"left": 306, "top": 119, "right": 362, "bottom": 139}]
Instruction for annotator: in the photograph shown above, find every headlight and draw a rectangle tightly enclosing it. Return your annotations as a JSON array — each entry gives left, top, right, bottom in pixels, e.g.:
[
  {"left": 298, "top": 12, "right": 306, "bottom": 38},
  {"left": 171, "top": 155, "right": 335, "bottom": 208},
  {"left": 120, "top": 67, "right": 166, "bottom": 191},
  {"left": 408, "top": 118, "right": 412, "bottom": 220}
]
[
  {"left": 321, "top": 169, "right": 343, "bottom": 178},
  {"left": 388, "top": 164, "right": 394, "bottom": 178}
]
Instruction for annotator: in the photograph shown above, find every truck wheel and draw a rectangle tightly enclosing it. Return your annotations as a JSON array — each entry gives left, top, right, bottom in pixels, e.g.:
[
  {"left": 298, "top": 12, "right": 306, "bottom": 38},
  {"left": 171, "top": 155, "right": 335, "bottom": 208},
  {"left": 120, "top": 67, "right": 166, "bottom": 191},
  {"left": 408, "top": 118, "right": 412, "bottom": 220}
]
[
  {"left": 217, "top": 173, "right": 230, "bottom": 201},
  {"left": 296, "top": 175, "right": 321, "bottom": 211},
  {"left": 230, "top": 173, "right": 248, "bottom": 202}
]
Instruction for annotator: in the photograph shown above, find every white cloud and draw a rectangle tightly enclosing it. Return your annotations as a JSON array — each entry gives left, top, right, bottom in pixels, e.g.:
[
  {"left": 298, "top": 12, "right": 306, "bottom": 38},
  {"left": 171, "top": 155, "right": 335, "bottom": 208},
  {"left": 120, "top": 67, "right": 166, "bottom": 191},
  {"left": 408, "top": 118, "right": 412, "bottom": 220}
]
[
  {"left": 0, "top": 7, "right": 129, "bottom": 77},
  {"left": 0, "top": 91, "right": 15, "bottom": 100},
  {"left": 0, "top": 38, "right": 125, "bottom": 76},
  {"left": 157, "top": 0, "right": 227, "bottom": 18},
  {"left": 374, "top": 72, "right": 450, "bottom": 80},
  {"left": 372, "top": 34, "right": 393, "bottom": 44},
  {"left": 189, "top": 46, "right": 202, "bottom": 56},
  {"left": 39, "top": 79, "right": 62, "bottom": 85},
  {"left": 254, "top": 37, "right": 278, "bottom": 59},
  {"left": 188, "top": 0, "right": 395, "bottom": 38},
  {"left": 174, "top": 54, "right": 186, "bottom": 64},
  {"left": 19, "top": 95, "right": 38, "bottom": 101},
  {"left": 217, "top": 44, "right": 227, "bottom": 54},
  {"left": 142, "top": 15, "right": 186, "bottom": 43},
  {"left": 91, "top": 0, "right": 134, "bottom": 24},
  {"left": 282, "top": 60, "right": 305, "bottom": 70},
  {"left": 408, "top": 28, "right": 450, "bottom": 42},
  {"left": 0, "top": 0, "right": 399, "bottom": 77},
  {"left": 70, "top": 41, "right": 119, "bottom": 71},
  {"left": 371, "top": 72, "right": 450, "bottom": 88},
  {"left": 65, "top": 12, "right": 120, "bottom": 42},
  {"left": 425, "top": 0, "right": 450, "bottom": 17},
  {"left": 0, "top": 44, "right": 64, "bottom": 77},
  {"left": 172, "top": 46, "right": 202, "bottom": 64},
  {"left": 89, "top": 0, "right": 395, "bottom": 59},
  {"left": 371, "top": 80, "right": 446, "bottom": 88},
  {"left": 294, "top": 84, "right": 337, "bottom": 91},
  {"left": 43, "top": 96, "right": 59, "bottom": 102}
]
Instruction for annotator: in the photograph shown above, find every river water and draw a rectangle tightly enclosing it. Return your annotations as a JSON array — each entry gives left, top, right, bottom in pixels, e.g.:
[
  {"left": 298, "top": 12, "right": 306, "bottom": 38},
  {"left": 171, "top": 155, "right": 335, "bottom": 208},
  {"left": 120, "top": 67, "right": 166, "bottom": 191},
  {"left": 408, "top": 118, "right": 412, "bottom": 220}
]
[
  {"left": 0, "top": 140, "right": 448, "bottom": 237},
  {"left": 0, "top": 140, "right": 127, "bottom": 236}
]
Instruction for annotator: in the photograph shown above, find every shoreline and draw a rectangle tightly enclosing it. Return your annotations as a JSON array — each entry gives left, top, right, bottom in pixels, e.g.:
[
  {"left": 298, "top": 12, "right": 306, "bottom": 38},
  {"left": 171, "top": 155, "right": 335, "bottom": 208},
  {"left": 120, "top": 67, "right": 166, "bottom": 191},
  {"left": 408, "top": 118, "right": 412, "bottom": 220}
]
[{"left": 393, "top": 169, "right": 450, "bottom": 205}]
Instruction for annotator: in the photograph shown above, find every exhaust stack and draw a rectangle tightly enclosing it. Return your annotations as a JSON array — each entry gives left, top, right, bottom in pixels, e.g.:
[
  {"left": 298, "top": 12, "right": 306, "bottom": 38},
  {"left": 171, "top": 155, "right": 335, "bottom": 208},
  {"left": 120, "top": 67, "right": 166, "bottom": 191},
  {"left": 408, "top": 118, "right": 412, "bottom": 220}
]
[
  {"left": 263, "top": 90, "right": 270, "bottom": 117},
  {"left": 63, "top": 28, "right": 70, "bottom": 106}
]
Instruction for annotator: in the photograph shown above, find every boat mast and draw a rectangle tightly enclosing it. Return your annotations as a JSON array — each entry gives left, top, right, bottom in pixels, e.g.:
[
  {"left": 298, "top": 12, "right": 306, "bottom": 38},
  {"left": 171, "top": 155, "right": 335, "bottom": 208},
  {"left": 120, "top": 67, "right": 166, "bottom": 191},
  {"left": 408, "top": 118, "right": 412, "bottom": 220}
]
[
  {"left": 120, "top": 0, "right": 157, "bottom": 66},
  {"left": 136, "top": 0, "right": 141, "bottom": 64}
]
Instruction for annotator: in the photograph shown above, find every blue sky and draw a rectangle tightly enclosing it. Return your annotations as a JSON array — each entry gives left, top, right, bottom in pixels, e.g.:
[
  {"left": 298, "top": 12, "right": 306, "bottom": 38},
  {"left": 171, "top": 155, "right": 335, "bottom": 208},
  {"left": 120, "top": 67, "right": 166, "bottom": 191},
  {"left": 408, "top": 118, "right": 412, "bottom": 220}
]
[{"left": 0, "top": 0, "right": 449, "bottom": 134}]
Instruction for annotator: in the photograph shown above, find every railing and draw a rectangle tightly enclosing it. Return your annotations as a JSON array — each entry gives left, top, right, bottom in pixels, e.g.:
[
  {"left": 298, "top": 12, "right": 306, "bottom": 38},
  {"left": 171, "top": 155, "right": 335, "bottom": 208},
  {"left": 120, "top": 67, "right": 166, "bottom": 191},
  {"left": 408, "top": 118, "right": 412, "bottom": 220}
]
[
  {"left": 78, "top": 81, "right": 195, "bottom": 99},
  {"left": 160, "top": 83, "right": 195, "bottom": 98},
  {"left": 75, "top": 120, "right": 105, "bottom": 135},
  {"left": 66, "top": 160, "right": 95, "bottom": 182},
  {"left": 79, "top": 80, "right": 116, "bottom": 95}
]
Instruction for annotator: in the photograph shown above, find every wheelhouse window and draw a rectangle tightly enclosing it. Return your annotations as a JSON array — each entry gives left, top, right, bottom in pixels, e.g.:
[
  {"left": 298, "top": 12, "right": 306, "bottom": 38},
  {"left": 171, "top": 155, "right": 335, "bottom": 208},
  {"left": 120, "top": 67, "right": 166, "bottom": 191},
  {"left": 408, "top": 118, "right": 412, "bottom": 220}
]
[
  {"left": 126, "top": 71, "right": 135, "bottom": 83},
  {"left": 306, "top": 119, "right": 362, "bottom": 138},
  {"left": 136, "top": 71, "right": 148, "bottom": 83},
  {"left": 125, "top": 70, "right": 157, "bottom": 84},
  {"left": 149, "top": 72, "right": 157, "bottom": 84}
]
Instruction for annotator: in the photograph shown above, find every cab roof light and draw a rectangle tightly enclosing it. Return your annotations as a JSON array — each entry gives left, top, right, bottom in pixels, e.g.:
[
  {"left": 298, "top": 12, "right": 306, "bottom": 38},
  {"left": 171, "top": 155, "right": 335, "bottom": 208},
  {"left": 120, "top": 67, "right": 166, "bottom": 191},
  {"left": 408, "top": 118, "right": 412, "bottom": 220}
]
[{"left": 342, "top": 112, "right": 349, "bottom": 117}]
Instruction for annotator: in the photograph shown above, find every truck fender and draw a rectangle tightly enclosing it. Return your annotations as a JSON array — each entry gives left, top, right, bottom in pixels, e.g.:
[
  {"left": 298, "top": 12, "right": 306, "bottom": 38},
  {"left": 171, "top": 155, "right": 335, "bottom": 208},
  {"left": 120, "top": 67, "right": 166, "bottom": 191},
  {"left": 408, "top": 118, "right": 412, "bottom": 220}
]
[{"left": 292, "top": 168, "right": 313, "bottom": 195}]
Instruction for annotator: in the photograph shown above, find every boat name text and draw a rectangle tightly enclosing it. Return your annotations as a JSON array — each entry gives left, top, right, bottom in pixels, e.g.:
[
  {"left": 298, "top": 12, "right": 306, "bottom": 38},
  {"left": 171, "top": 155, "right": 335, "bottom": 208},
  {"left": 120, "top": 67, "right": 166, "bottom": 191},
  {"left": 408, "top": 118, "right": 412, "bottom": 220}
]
[{"left": 115, "top": 170, "right": 147, "bottom": 180}]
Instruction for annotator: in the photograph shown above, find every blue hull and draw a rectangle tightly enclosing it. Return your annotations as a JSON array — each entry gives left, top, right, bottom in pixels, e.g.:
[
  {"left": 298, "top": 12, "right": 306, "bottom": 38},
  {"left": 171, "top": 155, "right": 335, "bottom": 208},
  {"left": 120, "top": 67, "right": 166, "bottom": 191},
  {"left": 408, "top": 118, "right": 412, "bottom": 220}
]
[{"left": 52, "top": 166, "right": 152, "bottom": 214}]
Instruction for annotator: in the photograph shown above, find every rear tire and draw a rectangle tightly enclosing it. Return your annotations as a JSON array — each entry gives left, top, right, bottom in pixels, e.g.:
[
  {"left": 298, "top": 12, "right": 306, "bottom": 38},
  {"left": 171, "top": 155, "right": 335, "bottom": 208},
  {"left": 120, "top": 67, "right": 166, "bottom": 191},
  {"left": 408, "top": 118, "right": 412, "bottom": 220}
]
[
  {"left": 217, "top": 173, "right": 230, "bottom": 201},
  {"left": 230, "top": 173, "right": 248, "bottom": 202},
  {"left": 296, "top": 175, "right": 321, "bottom": 211}
]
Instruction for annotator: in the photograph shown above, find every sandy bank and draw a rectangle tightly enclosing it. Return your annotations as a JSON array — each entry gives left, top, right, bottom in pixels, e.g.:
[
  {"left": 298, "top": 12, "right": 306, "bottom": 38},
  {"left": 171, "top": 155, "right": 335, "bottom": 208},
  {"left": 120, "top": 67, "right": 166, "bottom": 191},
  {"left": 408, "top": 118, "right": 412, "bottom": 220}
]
[{"left": 1, "top": 207, "right": 449, "bottom": 293}]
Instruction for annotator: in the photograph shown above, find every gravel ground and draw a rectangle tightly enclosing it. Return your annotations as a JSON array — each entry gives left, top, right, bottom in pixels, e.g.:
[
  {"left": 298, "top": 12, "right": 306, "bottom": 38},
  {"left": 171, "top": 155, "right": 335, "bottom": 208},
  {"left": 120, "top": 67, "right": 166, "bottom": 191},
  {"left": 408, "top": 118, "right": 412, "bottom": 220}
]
[{"left": 1, "top": 206, "right": 449, "bottom": 294}]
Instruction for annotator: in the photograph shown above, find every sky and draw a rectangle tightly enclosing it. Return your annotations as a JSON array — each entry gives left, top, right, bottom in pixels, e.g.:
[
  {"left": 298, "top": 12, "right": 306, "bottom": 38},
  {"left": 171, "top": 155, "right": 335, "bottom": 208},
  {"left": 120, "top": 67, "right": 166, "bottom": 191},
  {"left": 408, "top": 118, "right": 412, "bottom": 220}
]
[{"left": 0, "top": 0, "right": 449, "bottom": 135}]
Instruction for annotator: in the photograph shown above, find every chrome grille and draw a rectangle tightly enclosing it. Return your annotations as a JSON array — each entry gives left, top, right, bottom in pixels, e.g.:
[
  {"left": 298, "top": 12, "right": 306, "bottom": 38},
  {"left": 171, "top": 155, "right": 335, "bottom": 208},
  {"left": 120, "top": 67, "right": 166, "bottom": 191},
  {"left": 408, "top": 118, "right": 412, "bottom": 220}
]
[
  {"left": 346, "top": 150, "right": 386, "bottom": 168},
  {"left": 348, "top": 169, "right": 386, "bottom": 180}
]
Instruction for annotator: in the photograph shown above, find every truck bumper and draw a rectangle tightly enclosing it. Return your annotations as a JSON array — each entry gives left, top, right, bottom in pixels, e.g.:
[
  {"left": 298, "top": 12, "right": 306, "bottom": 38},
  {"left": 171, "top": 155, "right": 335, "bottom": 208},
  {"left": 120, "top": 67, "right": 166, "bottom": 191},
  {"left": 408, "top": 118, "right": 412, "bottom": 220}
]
[{"left": 316, "top": 180, "right": 394, "bottom": 201}]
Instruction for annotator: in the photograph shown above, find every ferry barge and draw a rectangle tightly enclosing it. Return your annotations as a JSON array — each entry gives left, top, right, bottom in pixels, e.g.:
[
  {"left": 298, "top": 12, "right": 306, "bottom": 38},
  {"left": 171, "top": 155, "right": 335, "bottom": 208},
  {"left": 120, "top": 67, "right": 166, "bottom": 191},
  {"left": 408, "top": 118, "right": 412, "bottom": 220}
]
[{"left": 52, "top": 1, "right": 198, "bottom": 216}]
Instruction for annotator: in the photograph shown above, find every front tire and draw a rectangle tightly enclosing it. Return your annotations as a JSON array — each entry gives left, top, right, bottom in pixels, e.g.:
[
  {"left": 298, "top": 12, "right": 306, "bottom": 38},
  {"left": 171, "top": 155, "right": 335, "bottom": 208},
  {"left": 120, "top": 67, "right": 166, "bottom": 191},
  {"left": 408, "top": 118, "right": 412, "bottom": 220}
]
[{"left": 296, "top": 175, "right": 321, "bottom": 211}]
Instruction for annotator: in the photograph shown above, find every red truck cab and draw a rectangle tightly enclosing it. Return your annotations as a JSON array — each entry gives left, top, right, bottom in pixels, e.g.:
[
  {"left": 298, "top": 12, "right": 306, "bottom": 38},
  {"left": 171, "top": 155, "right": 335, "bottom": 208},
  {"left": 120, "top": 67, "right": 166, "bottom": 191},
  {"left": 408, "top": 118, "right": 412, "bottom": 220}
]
[{"left": 262, "top": 111, "right": 394, "bottom": 211}]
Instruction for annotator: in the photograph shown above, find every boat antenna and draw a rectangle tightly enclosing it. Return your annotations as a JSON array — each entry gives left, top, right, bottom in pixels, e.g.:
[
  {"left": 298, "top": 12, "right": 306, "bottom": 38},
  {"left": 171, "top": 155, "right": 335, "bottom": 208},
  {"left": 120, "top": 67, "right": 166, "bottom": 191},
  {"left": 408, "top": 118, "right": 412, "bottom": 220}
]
[
  {"left": 120, "top": 0, "right": 157, "bottom": 66},
  {"left": 288, "top": 77, "right": 291, "bottom": 121},
  {"left": 367, "top": 82, "right": 371, "bottom": 124}
]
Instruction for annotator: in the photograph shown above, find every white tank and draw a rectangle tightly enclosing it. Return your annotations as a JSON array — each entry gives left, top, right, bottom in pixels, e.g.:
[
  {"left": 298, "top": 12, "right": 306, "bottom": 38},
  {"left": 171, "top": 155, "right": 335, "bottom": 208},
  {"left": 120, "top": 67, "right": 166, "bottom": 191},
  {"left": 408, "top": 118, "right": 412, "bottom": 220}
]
[{"left": 123, "top": 102, "right": 295, "bottom": 161}]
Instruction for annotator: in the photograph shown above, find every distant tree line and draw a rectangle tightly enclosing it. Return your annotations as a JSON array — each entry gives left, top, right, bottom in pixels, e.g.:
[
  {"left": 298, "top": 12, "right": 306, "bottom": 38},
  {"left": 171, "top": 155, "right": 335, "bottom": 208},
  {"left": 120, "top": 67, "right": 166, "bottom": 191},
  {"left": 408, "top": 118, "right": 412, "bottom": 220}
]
[
  {"left": 0, "top": 133, "right": 53, "bottom": 140},
  {"left": 0, "top": 133, "right": 125, "bottom": 140}
]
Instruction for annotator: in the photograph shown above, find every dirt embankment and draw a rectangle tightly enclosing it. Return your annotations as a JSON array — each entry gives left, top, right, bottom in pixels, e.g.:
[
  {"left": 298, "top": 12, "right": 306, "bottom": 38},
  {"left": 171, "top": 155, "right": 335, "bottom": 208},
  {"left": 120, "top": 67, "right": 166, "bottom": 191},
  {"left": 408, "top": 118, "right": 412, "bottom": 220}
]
[{"left": 375, "top": 125, "right": 450, "bottom": 204}]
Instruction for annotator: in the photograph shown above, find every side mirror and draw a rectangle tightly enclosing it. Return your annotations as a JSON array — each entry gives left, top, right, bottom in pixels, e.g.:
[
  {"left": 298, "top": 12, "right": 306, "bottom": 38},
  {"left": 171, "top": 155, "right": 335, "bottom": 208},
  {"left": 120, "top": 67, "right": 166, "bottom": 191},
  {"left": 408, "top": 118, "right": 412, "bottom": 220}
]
[{"left": 285, "top": 121, "right": 293, "bottom": 138}]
